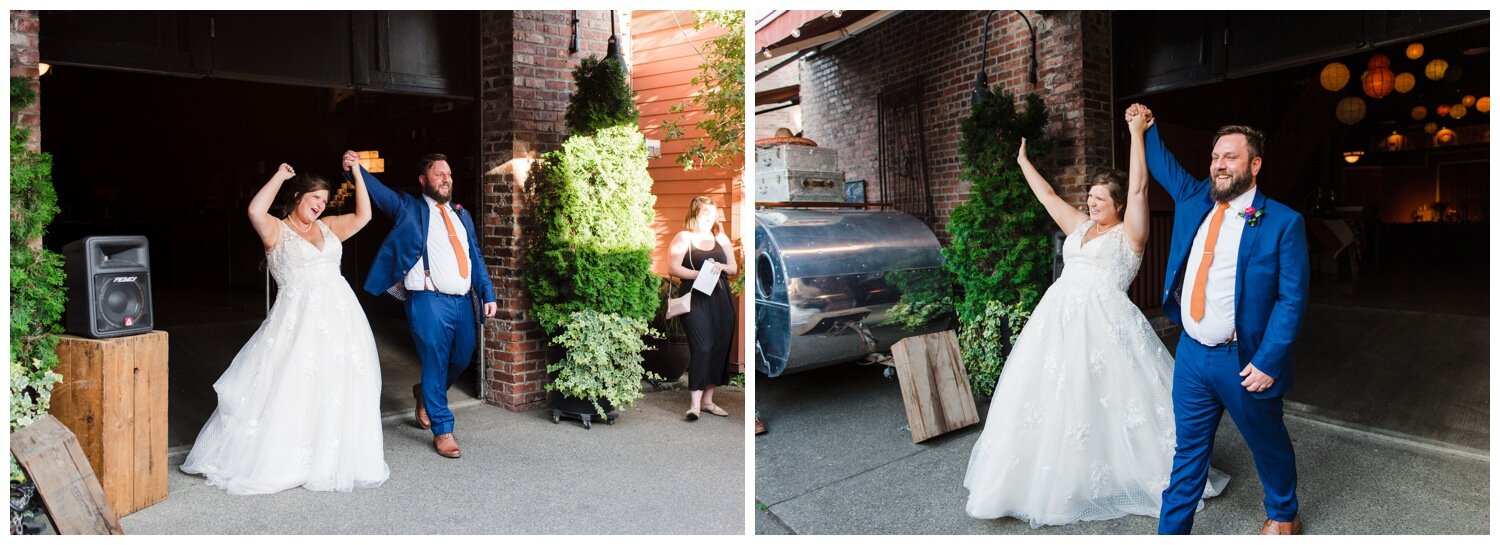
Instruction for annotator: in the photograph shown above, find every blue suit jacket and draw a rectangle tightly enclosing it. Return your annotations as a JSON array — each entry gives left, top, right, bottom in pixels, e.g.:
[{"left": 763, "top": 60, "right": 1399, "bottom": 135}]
[
  {"left": 1143, "top": 125, "right": 1310, "bottom": 398},
  {"left": 349, "top": 165, "right": 497, "bottom": 315}
]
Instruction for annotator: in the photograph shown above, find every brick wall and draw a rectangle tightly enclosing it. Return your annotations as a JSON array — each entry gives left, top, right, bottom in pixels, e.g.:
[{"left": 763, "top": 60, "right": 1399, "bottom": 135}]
[
  {"left": 11, "top": 10, "right": 41, "bottom": 152},
  {"left": 798, "top": 10, "right": 1114, "bottom": 242},
  {"left": 477, "top": 10, "right": 619, "bottom": 411}
]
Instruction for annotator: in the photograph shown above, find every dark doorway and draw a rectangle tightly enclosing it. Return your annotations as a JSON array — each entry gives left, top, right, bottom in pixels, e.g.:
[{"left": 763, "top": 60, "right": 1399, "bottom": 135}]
[{"left": 40, "top": 65, "right": 482, "bottom": 449}]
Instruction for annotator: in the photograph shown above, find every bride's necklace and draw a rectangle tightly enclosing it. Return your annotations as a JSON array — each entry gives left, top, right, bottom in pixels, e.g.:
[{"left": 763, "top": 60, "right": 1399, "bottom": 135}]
[
  {"left": 1094, "top": 221, "right": 1120, "bottom": 235},
  {"left": 289, "top": 218, "right": 314, "bottom": 233}
]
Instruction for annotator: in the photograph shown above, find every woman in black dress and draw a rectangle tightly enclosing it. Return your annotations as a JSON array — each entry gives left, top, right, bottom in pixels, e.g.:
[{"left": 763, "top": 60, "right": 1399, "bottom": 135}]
[{"left": 667, "top": 196, "right": 738, "bottom": 421}]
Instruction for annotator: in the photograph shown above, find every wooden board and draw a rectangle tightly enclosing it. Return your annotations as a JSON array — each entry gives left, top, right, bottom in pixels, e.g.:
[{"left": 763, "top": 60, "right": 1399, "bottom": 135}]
[
  {"left": 10, "top": 415, "right": 125, "bottom": 534},
  {"left": 50, "top": 331, "right": 169, "bottom": 517},
  {"left": 889, "top": 330, "right": 980, "bottom": 443}
]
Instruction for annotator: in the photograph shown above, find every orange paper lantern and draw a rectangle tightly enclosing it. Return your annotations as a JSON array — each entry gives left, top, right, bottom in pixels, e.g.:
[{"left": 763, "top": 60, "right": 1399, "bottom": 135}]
[
  {"left": 1462, "top": 95, "right": 1476, "bottom": 107},
  {"left": 1394, "top": 72, "right": 1416, "bottom": 93},
  {"left": 1367, "top": 54, "right": 1390, "bottom": 70},
  {"left": 1437, "top": 104, "right": 1451, "bottom": 117},
  {"left": 1477, "top": 97, "right": 1490, "bottom": 113},
  {"left": 1411, "top": 106, "right": 1428, "bottom": 120},
  {"left": 1320, "top": 63, "right": 1351, "bottom": 91},
  {"left": 1433, "top": 127, "right": 1457, "bottom": 146},
  {"left": 1335, "top": 96, "right": 1366, "bottom": 125},
  {"left": 1362, "top": 68, "right": 1395, "bottom": 99},
  {"left": 1386, "top": 132, "right": 1407, "bottom": 151},
  {"left": 1424, "top": 122, "right": 1438, "bottom": 134},
  {"left": 1450, "top": 104, "right": 1467, "bottom": 120},
  {"left": 1406, "top": 42, "right": 1424, "bottom": 60},
  {"left": 1425, "top": 58, "right": 1449, "bottom": 80}
]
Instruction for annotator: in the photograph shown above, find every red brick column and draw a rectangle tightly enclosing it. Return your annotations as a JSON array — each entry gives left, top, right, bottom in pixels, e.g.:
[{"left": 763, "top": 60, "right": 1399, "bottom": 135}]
[
  {"left": 798, "top": 10, "right": 1113, "bottom": 242},
  {"left": 477, "top": 10, "right": 619, "bottom": 411},
  {"left": 11, "top": 10, "right": 41, "bottom": 151}
]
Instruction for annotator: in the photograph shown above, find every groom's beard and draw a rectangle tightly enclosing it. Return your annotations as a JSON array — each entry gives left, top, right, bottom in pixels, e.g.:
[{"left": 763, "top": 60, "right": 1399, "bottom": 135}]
[
  {"left": 1210, "top": 166, "right": 1255, "bottom": 202},
  {"left": 423, "top": 184, "right": 452, "bottom": 204}
]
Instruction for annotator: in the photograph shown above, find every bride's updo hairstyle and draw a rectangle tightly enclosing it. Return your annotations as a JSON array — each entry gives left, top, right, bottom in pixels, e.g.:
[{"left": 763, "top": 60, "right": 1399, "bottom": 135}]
[{"left": 1090, "top": 169, "right": 1128, "bottom": 220}]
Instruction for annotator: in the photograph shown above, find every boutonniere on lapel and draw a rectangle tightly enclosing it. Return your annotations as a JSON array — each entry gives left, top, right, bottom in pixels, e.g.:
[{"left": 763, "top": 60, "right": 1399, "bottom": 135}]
[
  {"left": 451, "top": 202, "right": 465, "bottom": 216},
  {"left": 1238, "top": 205, "right": 1264, "bottom": 227}
]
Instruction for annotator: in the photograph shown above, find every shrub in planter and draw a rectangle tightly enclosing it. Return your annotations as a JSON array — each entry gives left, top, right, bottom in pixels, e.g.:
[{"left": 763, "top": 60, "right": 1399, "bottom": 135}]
[
  {"left": 546, "top": 310, "right": 663, "bottom": 418},
  {"left": 525, "top": 56, "right": 659, "bottom": 418},
  {"left": 944, "top": 90, "right": 1051, "bottom": 397}
]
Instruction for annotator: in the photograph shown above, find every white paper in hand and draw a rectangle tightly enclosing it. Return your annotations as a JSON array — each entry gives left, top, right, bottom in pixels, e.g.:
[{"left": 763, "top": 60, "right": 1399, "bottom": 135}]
[{"left": 692, "top": 258, "right": 720, "bottom": 295}]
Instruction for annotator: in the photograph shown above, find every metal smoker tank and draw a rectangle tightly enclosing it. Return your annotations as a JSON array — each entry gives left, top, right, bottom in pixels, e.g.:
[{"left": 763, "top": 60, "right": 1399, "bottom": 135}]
[{"left": 755, "top": 209, "right": 950, "bottom": 377}]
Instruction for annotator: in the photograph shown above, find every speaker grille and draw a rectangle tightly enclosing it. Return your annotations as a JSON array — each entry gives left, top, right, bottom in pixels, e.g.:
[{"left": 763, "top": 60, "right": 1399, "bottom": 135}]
[{"left": 95, "top": 274, "right": 148, "bottom": 330}]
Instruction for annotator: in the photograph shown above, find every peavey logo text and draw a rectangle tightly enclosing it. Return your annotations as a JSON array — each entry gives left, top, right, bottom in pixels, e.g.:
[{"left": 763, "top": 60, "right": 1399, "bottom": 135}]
[{"left": 112, "top": 276, "right": 138, "bottom": 283}]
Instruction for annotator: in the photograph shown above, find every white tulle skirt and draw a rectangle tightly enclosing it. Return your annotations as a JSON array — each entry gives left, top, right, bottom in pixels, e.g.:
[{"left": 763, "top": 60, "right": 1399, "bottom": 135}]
[
  {"left": 963, "top": 274, "right": 1227, "bottom": 527},
  {"left": 182, "top": 273, "right": 389, "bottom": 495}
]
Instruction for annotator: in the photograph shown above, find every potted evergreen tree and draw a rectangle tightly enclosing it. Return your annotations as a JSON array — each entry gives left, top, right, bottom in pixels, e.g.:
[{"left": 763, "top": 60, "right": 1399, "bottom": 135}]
[
  {"left": 944, "top": 90, "right": 1052, "bottom": 398},
  {"left": 525, "top": 56, "right": 661, "bottom": 428}
]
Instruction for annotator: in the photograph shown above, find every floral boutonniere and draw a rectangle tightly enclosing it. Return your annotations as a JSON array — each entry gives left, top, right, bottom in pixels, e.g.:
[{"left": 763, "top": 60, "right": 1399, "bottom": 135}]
[
  {"left": 451, "top": 202, "right": 466, "bottom": 216},
  {"left": 1239, "top": 205, "right": 1264, "bottom": 227}
]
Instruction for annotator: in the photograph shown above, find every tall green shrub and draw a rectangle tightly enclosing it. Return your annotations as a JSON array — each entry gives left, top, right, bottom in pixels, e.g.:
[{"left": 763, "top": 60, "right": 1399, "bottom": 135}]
[
  {"left": 944, "top": 90, "right": 1051, "bottom": 397},
  {"left": 10, "top": 76, "right": 66, "bottom": 482},
  {"left": 527, "top": 56, "right": 659, "bottom": 416}
]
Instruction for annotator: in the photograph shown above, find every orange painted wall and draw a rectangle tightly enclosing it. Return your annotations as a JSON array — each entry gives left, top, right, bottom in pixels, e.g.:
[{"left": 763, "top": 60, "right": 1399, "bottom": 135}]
[{"left": 631, "top": 10, "right": 745, "bottom": 370}]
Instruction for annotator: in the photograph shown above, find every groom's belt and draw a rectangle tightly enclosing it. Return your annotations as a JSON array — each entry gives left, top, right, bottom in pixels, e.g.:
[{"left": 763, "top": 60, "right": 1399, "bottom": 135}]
[{"left": 1189, "top": 329, "right": 1237, "bottom": 348}]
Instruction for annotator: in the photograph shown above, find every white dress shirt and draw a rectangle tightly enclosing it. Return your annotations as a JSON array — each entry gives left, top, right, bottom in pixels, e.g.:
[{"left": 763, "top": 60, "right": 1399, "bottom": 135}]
[
  {"left": 1181, "top": 187, "right": 1257, "bottom": 345},
  {"left": 403, "top": 195, "right": 472, "bottom": 295}
]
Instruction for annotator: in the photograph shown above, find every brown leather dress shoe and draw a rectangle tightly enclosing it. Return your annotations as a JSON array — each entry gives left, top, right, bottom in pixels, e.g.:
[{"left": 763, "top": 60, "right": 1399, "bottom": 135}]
[
  {"left": 413, "top": 384, "right": 431, "bottom": 430},
  {"left": 755, "top": 416, "right": 767, "bottom": 435},
  {"left": 434, "top": 433, "right": 461, "bottom": 458},
  {"left": 1258, "top": 514, "right": 1302, "bottom": 535}
]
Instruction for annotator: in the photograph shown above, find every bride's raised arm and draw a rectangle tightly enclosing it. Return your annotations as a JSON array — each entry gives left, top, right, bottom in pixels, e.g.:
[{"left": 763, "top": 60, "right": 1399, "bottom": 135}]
[
  {"left": 248, "top": 163, "right": 297, "bottom": 251},
  {"left": 324, "top": 153, "right": 373, "bottom": 241},
  {"left": 1122, "top": 105, "right": 1154, "bottom": 254},
  {"left": 1017, "top": 137, "right": 1089, "bottom": 234}
]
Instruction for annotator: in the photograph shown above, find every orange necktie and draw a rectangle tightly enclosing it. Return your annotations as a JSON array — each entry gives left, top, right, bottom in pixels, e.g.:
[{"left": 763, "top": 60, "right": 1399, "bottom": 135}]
[
  {"left": 437, "top": 203, "right": 469, "bottom": 279},
  {"left": 1190, "top": 202, "right": 1231, "bottom": 322}
]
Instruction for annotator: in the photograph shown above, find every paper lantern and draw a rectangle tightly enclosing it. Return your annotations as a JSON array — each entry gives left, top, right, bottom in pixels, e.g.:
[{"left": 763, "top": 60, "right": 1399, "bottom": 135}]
[
  {"left": 1411, "top": 106, "right": 1428, "bottom": 120},
  {"left": 1450, "top": 103, "right": 1467, "bottom": 120},
  {"left": 1386, "top": 132, "right": 1407, "bottom": 151},
  {"left": 1342, "top": 151, "right": 1364, "bottom": 164},
  {"left": 1424, "top": 122, "right": 1438, "bottom": 134},
  {"left": 1425, "top": 59, "right": 1448, "bottom": 80},
  {"left": 1478, "top": 97, "right": 1490, "bottom": 113},
  {"left": 1394, "top": 72, "right": 1416, "bottom": 93},
  {"left": 1434, "top": 127, "right": 1457, "bottom": 146},
  {"left": 1320, "top": 63, "right": 1350, "bottom": 91},
  {"left": 1362, "top": 68, "right": 1395, "bottom": 99},
  {"left": 1436, "top": 104, "right": 1451, "bottom": 117},
  {"left": 1462, "top": 95, "right": 1476, "bottom": 107},
  {"left": 1406, "top": 42, "right": 1424, "bottom": 60},
  {"left": 1367, "top": 54, "right": 1390, "bottom": 70},
  {"left": 1335, "top": 97, "right": 1366, "bottom": 125}
]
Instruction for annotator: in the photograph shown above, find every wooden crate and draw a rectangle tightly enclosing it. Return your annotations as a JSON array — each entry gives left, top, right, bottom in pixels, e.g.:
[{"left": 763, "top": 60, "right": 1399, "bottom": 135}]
[
  {"left": 888, "top": 330, "right": 980, "bottom": 443},
  {"left": 10, "top": 415, "right": 124, "bottom": 534},
  {"left": 49, "top": 331, "right": 169, "bottom": 517}
]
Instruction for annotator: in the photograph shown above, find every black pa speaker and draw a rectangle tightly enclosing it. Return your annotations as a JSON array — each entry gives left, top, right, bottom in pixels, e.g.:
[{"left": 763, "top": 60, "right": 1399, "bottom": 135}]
[{"left": 63, "top": 236, "right": 153, "bottom": 338}]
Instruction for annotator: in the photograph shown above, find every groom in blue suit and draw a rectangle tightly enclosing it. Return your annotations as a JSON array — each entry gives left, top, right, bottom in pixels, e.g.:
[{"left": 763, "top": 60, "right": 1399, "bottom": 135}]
[
  {"left": 342, "top": 151, "right": 497, "bottom": 459},
  {"left": 1131, "top": 105, "right": 1310, "bottom": 534}
]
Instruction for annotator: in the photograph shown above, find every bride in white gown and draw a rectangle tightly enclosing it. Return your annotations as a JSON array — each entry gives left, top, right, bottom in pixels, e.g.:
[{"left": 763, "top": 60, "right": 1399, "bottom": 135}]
[
  {"left": 963, "top": 111, "right": 1227, "bottom": 526},
  {"left": 182, "top": 160, "right": 389, "bottom": 494}
]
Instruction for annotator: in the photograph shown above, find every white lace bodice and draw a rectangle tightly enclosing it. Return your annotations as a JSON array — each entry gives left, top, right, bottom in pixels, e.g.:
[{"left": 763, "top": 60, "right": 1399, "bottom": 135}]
[
  {"left": 1057, "top": 219, "right": 1142, "bottom": 292},
  {"left": 269, "top": 220, "right": 343, "bottom": 287}
]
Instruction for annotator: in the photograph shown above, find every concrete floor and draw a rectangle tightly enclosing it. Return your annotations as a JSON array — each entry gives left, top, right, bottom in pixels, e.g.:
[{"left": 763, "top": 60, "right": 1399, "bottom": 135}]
[
  {"left": 755, "top": 364, "right": 1488, "bottom": 535},
  {"left": 156, "top": 288, "right": 477, "bottom": 449},
  {"left": 122, "top": 385, "right": 746, "bottom": 534}
]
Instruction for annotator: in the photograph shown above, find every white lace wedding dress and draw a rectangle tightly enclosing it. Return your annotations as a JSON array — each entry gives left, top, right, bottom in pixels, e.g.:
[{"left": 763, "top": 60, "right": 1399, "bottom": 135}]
[
  {"left": 963, "top": 219, "right": 1228, "bottom": 527},
  {"left": 182, "top": 219, "right": 389, "bottom": 494}
]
